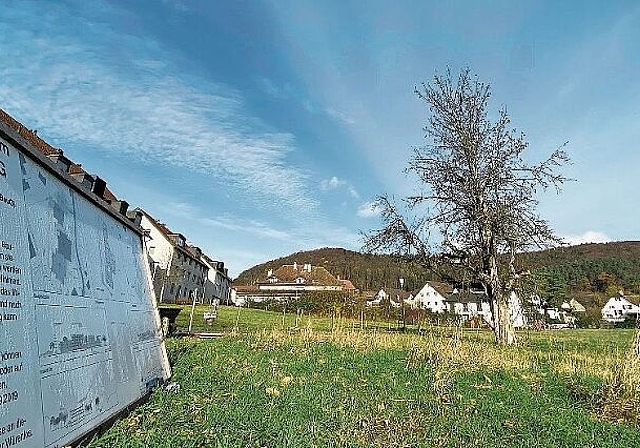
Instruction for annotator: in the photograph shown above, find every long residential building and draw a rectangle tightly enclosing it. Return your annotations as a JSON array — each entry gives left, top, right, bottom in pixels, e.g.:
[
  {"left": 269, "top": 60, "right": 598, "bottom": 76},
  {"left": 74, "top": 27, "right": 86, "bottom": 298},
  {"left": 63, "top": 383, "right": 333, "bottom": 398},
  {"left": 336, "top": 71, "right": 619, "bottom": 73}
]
[
  {"left": 137, "top": 208, "right": 213, "bottom": 304},
  {"left": 233, "top": 262, "right": 345, "bottom": 304}
]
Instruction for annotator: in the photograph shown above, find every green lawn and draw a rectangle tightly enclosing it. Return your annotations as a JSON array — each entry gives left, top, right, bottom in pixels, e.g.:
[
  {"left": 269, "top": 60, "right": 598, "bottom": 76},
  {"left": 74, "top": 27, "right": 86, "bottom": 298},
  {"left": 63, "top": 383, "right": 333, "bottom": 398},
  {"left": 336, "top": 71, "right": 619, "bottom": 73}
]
[
  {"left": 88, "top": 307, "right": 639, "bottom": 448},
  {"left": 170, "top": 304, "right": 410, "bottom": 333}
]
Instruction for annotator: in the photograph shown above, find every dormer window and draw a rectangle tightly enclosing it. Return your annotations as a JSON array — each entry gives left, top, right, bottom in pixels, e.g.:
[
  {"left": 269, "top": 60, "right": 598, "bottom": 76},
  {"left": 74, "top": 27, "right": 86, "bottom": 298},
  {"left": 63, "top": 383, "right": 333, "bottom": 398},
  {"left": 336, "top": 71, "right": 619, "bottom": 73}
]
[
  {"left": 296, "top": 277, "right": 305, "bottom": 284},
  {"left": 269, "top": 277, "right": 278, "bottom": 283}
]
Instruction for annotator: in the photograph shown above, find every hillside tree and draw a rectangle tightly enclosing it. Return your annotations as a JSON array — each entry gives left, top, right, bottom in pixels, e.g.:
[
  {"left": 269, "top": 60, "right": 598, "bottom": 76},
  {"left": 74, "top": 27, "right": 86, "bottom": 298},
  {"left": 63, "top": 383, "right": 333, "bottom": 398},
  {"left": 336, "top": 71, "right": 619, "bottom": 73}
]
[{"left": 363, "top": 68, "right": 570, "bottom": 344}]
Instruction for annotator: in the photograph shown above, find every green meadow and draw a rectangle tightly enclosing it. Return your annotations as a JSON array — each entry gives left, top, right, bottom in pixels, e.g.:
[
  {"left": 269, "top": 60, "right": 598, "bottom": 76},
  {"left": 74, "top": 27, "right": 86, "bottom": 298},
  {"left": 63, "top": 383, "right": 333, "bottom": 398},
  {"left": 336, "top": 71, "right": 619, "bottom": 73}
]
[{"left": 88, "top": 306, "right": 640, "bottom": 448}]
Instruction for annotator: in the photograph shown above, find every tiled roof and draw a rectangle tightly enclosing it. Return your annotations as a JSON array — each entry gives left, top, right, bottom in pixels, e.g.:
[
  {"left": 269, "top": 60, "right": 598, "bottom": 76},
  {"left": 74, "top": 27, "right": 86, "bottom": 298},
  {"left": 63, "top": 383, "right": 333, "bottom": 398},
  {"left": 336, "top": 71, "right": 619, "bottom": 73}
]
[
  {"left": 0, "top": 107, "right": 61, "bottom": 156},
  {"left": 427, "top": 281, "right": 454, "bottom": 297},
  {"left": 140, "top": 210, "right": 174, "bottom": 239},
  {"left": 68, "top": 163, "right": 85, "bottom": 175},
  {"left": 234, "top": 285, "right": 259, "bottom": 293},
  {"left": 340, "top": 279, "right": 356, "bottom": 290},
  {"left": 385, "top": 288, "right": 413, "bottom": 300},
  {"left": 102, "top": 187, "right": 118, "bottom": 202},
  {"left": 136, "top": 208, "right": 207, "bottom": 267},
  {"left": 265, "top": 264, "right": 342, "bottom": 286},
  {"left": 0, "top": 107, "right": 122, "bottom": 206},
  {"left": 445, "top": 290, "right": 488, "bottom": 304}
]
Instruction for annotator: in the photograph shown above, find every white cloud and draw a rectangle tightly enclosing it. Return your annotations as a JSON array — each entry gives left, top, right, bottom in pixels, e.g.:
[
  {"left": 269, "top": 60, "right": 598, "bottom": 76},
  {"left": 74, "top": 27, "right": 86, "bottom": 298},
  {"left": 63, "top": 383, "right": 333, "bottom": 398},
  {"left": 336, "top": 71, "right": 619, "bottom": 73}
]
[
  {"left": 0, "top": 5, "right": 316, "bottom": 217},
  {"left": 320, "top": 176, "right": 360, "bottom": 198},
  {"left": 321, "top": 176, "right": 342, "bottom": 190},
  {"left": 166, "top": 203, "right": 291, "bottom": 241},
  {"left": 357, "top": 201, "right": 381, "bottom": 218},
  {"left": 562, "top": 231, "right": 612, "bottom": 246},
  {"left": 325, "top": 107, "right": 355, "bottom": 125}
]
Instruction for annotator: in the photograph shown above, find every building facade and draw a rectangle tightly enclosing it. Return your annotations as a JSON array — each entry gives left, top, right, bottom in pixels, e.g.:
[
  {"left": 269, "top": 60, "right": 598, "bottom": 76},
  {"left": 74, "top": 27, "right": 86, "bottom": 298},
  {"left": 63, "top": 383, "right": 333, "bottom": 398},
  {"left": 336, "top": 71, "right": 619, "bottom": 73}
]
[
  {"left": 202, "top": 254, "right": 233, "bottom": 305},
  {"left": 137, "top": 208, "right": 209, "bottom": 303},
  {"left": 601, "top": 294, "right": 640, "bottom": 323},
  {"left": 234, "top": 262, "right": 344, "bottom": 303}
]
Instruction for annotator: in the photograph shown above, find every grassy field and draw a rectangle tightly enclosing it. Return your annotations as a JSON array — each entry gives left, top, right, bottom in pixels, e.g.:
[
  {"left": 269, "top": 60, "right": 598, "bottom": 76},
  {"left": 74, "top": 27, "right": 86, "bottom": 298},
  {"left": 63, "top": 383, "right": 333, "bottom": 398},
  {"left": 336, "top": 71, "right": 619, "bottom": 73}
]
[{"left": 88, "top": 306, "right": 640, "bottom": 448}]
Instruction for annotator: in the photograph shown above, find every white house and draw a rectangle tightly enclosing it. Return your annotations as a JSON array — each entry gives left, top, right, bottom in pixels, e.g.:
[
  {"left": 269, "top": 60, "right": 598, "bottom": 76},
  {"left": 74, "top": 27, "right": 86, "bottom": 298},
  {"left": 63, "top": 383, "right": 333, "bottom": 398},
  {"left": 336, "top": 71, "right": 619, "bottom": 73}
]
[
  {"left": 444, "top": 288, "right": 528, "bottom": 328},
  {"left": 444, "top": 286, "right": 493, "bottom": 324},
  {"left": 366, "top": 288, "right": 402, "bottom": 308},
  {"left": 601, "top": 294, "right": 640, "bottom": 323},
  {"left": 569, "top": 298, "right": 586, "bottom": 313},
  {"left": 410, "top": 282, "right": 450, "bottom": 313},
  {"left": 508, "top": 292, "right": 528, "bottom": 328}
]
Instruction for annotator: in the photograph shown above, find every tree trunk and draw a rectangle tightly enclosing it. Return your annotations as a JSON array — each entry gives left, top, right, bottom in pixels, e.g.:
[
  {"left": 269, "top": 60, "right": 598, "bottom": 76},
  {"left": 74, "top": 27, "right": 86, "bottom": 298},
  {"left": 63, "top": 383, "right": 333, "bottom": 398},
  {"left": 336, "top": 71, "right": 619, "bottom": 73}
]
[
  {"left": 635, "top": 329, "right": 640, "bottom": 357},
  {"left": 490, "top": 294, "right": 517, "bottom": 345},
  {"left": 497, "top": 297, "right": 517, "bottom": 344},
  {"left": 486, "top": 246, "right": 517, "bottom": 345}
]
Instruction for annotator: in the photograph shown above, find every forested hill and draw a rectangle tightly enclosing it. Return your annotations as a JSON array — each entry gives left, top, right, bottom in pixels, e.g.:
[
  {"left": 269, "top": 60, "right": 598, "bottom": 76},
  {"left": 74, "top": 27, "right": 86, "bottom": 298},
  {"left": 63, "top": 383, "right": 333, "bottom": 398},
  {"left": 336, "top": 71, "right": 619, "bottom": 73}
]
[
  {"left": 517, "top": 241, "right": 640, "bottom": 297},
  {"left": 234, "top": 242, "right": 640, "bottom": 296},
  {"left": 233, "top": 247, "right": 437, "bottom": 292}
]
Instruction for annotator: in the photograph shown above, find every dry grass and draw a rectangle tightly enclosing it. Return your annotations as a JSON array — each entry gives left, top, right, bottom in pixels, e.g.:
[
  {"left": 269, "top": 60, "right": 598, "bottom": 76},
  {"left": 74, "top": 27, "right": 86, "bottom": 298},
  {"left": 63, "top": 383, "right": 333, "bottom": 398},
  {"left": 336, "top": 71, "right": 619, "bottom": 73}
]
[
  {"left": 600, "top": 330, "right": 640, "bottom": 424},
  {"left": 250, "top": 324, "right": 626, "bottom": 382}
]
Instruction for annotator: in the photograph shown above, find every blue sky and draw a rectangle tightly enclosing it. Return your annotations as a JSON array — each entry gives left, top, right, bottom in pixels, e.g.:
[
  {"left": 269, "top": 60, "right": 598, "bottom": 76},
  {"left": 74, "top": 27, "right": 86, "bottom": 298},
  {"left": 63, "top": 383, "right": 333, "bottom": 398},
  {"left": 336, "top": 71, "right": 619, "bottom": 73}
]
[{"left": 1, "top": 1, "right": 638, "bottom": 277}]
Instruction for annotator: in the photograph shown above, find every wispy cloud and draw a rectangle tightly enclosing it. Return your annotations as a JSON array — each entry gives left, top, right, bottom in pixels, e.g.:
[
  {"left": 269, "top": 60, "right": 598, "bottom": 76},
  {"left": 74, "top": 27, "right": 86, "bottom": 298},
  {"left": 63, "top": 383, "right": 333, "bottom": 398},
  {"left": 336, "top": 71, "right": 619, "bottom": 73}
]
[
  {"left": 320, "top": 176, "right": 359, "bottom": 198},
  {"left": 357, "top": 201, "right": 381, "bottom": 218},
  {"left": 325, "top": 107, "right": 355, "bottom": 125},
  {"left": 258, "top": 77, "right": 291, "bottom": 100},
  {"left": 167, "top": 202, "right": 291, "bottom": 241},
  {"left": 0, "top": 3, "right": 316, "bottom": 216},
  {"left": 562, "top": 231, "right": 612, "bottom": 246}
]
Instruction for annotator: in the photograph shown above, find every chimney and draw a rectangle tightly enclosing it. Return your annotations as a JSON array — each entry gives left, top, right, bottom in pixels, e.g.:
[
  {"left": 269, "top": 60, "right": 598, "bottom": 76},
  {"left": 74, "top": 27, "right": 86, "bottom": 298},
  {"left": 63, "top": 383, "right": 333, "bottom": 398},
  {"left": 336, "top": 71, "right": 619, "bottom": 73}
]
[
  {"left": 92, "top": 176, "right": 107, "bottom": 198},
  {"left": 126, "top": 209, "right": 143, "bottom": 227},
  {"left": 110, "top": 200, "right": 129, "bottom": 215},
  {"left": 293, "top": 262, "right": 297, "bottom": 270},
  {"left": 47, "top": 151, "right": 72, "bottom": 173},
  {"left": 268, "top": 269, "right": 273, "bottom": 277}
]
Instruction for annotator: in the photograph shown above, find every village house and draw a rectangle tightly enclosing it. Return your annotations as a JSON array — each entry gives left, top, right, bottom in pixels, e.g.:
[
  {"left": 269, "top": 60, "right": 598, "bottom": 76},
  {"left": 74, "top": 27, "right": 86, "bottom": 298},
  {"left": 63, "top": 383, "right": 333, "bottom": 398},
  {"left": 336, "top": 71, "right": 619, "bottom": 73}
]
[
  {"left": 136, "top": 208, "right": 209, "bottom": 303},
  {"left": 408, "top": 282, "right": 450, "bottom": 313},
  {"left": 366, "top": 288, "right": 407, "bottom": 308},
  {"left": 601, "top": 292, "right": 640, "bottom": 323},
  {"left": 445, "top": 288, "right": 493, "bottom": 323},
  {"left": 363, "top": 278, "right": 528, "bottom": 328},
  {"left": 402, "top": 280, "right": 528, "bottom": 328},
  {"left": 339, "top": 279, "right": 357, "bottom": 293},
  {"left": 568, "top": 298, "right": 586, "bottom": 313}
]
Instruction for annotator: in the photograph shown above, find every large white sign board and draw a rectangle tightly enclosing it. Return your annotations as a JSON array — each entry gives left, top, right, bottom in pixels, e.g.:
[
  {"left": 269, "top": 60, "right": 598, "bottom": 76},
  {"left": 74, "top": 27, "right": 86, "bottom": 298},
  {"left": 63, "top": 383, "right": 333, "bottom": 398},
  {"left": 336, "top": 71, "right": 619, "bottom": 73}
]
[{"left": 0, "top": 134, "right": 170, "bottom": 448}]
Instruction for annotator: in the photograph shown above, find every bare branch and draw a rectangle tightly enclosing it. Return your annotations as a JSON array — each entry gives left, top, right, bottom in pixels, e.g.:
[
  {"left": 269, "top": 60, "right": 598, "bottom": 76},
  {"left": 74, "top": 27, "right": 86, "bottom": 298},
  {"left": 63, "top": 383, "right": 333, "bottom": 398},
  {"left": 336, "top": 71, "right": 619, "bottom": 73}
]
[{"left": 362, "top": 67, "right": 571, "bottom": 345}]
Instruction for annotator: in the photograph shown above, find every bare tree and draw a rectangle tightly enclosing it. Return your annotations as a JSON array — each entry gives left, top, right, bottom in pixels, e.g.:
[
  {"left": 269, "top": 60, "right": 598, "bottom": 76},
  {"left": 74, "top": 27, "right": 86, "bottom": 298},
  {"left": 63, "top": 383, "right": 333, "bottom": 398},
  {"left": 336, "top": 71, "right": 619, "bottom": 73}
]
[{"left": 363, "top": 68, "right": 570, "bottom": 344}]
